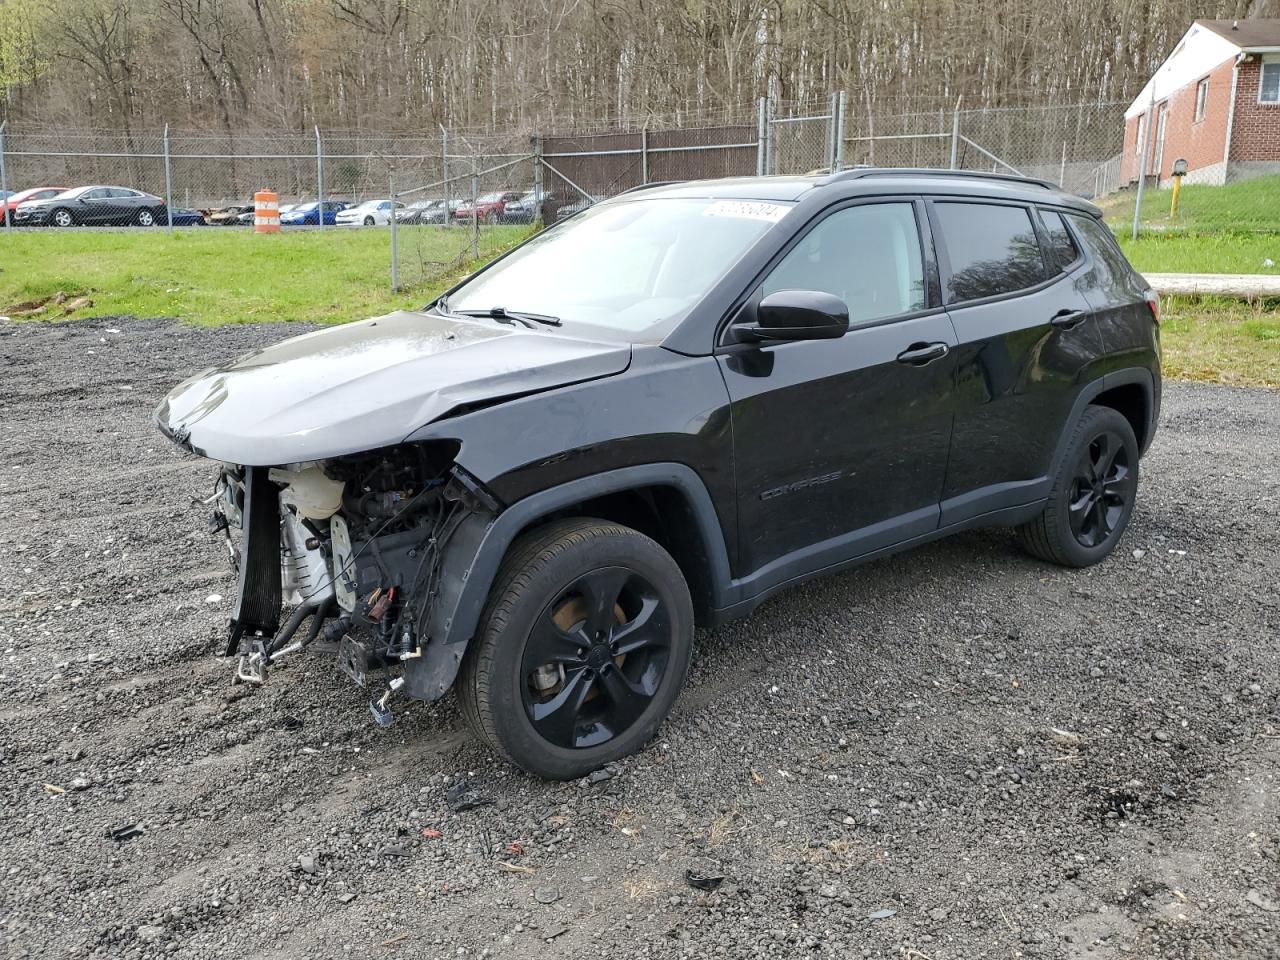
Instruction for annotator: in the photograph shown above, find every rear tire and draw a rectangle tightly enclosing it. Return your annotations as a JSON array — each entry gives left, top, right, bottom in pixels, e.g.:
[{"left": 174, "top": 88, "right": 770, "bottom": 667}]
[
  {"left": 1017, "top": 405, "right": 1139, "bottom": 567},
  {"left": 459, "top": 518, "right": 694, "bottom": 780},
  {"left": 135, "top": 208, "right": 156, "bottom": 227}
]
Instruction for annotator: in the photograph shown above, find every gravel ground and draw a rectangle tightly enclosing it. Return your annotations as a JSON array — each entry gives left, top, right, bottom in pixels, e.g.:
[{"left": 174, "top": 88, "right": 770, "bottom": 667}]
[{"left": 1, "top": 316, "right": 1278, "bottom": 960}]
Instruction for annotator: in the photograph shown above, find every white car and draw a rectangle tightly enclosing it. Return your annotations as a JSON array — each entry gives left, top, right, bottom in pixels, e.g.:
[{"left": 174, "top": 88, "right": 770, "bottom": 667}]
[{"left": 335, "top": 199, "right": 403, "bottom": 227}]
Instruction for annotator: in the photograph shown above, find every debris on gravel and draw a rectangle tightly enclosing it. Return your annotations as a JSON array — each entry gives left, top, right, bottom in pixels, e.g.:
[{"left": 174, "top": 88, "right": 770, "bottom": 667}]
[{"left": 1, "top": 316, "right": 1278, "bottom": 959}]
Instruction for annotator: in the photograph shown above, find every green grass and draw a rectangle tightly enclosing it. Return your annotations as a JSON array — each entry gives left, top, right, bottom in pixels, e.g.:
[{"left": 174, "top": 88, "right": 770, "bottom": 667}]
[
  {"left": 1159, "top": 297, "right": 1280, "bottom": 388},
  {"left": 1116, "top": 231, "right": 1280, "bottom": 275},
  {"left": 1098, "top": 174, "right": 1280, "bottom": 234},
  {"left": 0, "top": 226, "right": 528, "bottom": 326}
]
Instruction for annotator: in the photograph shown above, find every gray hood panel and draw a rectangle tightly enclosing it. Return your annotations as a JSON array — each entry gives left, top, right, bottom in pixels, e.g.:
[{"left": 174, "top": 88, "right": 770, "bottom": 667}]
[{"left": 155, "top": 311, "right": 631, "bottom": 465}]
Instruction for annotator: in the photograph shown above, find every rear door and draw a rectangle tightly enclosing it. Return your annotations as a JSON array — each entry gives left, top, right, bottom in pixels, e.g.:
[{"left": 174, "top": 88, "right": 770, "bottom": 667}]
[
  {"left": 718, "top": 197, "right": 957, "bottom": 584},
  {"left": 930, "top": 198, "right": 1104, "bottom": 526}
]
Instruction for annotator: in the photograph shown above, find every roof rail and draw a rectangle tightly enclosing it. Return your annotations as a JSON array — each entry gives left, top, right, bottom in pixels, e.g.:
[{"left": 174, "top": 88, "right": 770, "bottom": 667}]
[
  {"left": 616, "top": 180, "right": 683, "bottom": 195},
  {"left": 821, "top": 167, "right": 1058, "bottom": 191}
]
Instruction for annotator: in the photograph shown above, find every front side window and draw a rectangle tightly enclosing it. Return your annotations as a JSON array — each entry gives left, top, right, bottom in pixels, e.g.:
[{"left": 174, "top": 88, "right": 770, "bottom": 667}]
[
  {"left": 1262, "top": 61, "right": 1280, "bottom": 103},
  {"left": 761, "top": 202, "right": 925, "bottom": 324},
  {"left": 934, "top": 201, "right": 1045, "bottom": 303},
  {"left": 446, "top": 197, "right": 790, "bottom": 338}
]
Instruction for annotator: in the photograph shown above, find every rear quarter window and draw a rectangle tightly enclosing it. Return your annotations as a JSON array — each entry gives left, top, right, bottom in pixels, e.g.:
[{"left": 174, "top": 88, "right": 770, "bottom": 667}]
[
  {"left": 1038, "top": 210, "right": 1082, "bottom": 273},
  {"left": 934, "top": 201, "right": 1045, "bottom": 303}
]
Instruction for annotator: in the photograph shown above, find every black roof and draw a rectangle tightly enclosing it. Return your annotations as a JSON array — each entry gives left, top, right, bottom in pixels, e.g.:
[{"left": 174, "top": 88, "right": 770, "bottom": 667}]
[{"left": 619, "top": 169, "right": 1100, "bottom": 214}]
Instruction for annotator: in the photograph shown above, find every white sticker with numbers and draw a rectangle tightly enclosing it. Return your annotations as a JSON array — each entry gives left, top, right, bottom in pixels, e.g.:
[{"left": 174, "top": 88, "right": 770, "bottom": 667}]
[{"left": 702, "top": 200, "right": 790, "bottom": 223}]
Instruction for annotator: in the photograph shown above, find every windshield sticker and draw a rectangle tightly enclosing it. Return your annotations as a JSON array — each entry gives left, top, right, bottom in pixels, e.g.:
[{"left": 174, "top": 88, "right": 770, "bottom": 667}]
[{"left": 702, "top": 200, "right": 789, "bottom": 223}]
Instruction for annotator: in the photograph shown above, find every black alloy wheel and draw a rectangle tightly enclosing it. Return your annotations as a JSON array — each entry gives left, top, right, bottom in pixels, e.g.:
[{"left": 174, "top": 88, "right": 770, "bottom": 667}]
[
  {"left": 1017, "top": 404, "right": 1140, "bottom": 567},
  {"left": 520, "top": 566, "right": 672, "bottom": 750},
  {"left": 1068, "top": 430, "right": 1132, "bottom": 548},
  {"left": 459, "top": 519, "right": 694, "bottom": 780}
]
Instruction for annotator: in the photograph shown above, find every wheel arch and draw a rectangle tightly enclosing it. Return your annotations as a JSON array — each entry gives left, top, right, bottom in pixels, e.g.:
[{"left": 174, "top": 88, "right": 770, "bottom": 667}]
[
  {"left": 1051, "top": 368, "right": 1156, "bottom": 479},
  {"left": 403, "top": 463, "right": 732, "bottom": 701}
]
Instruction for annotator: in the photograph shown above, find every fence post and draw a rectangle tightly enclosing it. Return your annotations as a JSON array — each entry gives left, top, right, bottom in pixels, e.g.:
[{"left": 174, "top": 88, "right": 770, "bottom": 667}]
[
  {"left": 1132, "top": 93, "right": 1154, "bottom": 241},
  {"left": 440, "top": 124, "right": 450, "bottom": 228},
  {"left": 829, "top": 90, "right": 839, "bottom": 171},
  {"left": 532, "top": 135, "right": 543, "bottom": 223},
  {"left": 390, "top": 172, "right": 399, "bottom": 291},
  {"left": 765, "top": 98, "right": 774, "bottom": 175},
  {"left": 470, "top": 170, "right": 479, "bottom": 260},
  {"left": 315, "top": 126, "right": 324, "bottom": 232},
  {"left": 0, "top": 121, "right": 9, "bottom": 234},
  {"left": 163, "top": 124, "right": 174, "bottom": 234},
  {"left": 950, "top": 98, "right": 961, "bottom": 169},
  {"left": 835, "top": 91, "right": 847, "bottom": 171},
  {"left": 756, "top": 97, "right": 766, "bottom": 176},
  {"left": 1060, "top": 141, "right": 1068, "bottom": 187},
  {"left": 640, "top": 125, "right": 649, "bottom": 184}
]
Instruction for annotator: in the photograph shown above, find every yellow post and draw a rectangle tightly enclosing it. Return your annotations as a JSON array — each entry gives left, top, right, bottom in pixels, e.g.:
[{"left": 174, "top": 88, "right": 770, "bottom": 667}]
[{"left": 1169, "top": 158, "right": 1188, "bottom": 220}]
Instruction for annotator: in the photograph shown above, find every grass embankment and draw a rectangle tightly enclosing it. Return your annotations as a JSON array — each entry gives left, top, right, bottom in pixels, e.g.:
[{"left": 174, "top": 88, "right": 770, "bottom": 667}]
[
  {"left": 0, "top": 220, "right": 1274, "bottom": 386},
  {"left": 0, "top": 226, "right": 527, "bottom": 325},
  {"left": 1098, "top": 173, "right": 1280, "bottom": 235},
  {"left": 1159, "top": 298, "right": 1279, "bottom": 388}
]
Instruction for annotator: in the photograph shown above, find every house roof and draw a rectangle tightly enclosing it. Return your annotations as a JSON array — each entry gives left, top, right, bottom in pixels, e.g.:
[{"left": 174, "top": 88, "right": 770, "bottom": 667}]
[
  {"left": 1196, "top": 19, "right": 1280, "bottom": 51},
  {"left": 1125, "top": 19, "right": 1280, "bottom": 117}
]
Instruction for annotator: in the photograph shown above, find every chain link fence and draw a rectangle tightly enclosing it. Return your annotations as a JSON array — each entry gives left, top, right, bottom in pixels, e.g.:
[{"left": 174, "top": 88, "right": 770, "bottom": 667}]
[{"left": 0, "top": 97, "right": 1132, "bottom": 295}]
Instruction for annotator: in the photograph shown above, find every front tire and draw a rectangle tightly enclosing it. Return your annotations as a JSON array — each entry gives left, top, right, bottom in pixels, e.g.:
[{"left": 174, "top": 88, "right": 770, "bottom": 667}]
[
  {"left": 51, "top": 208, "right": 74, "bottom": 228},
  {"left": 459, "top": 519, "right": 694, "bottom": 780},
  {"left": 363, "top": 215, "right": 375, "bottom": 226},
  {"left": 1017, "top": 405, "right": 1139, "bottom": 567}
]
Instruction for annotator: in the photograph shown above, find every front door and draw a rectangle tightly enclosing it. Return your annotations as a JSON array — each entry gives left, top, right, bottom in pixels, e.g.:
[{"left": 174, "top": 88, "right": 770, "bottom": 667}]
[{"left": 717, "top": 199, "right": 957, "bottom": 590}]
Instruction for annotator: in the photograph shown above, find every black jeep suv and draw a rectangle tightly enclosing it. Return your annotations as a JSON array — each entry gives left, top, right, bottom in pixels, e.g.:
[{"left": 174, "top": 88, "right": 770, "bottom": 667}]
[{"left": 156, "top": 169, "right": 1160, "bottom": 779}]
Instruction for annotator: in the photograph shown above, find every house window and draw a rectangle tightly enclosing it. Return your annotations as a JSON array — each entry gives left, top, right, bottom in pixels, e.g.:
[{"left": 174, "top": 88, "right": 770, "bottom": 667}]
[
  {"left": 1195, "top": 78, "right": 1209, "bottom": 121},
  {"left": 1261, "top": 60, "right": 1280, "bottom": 104}
]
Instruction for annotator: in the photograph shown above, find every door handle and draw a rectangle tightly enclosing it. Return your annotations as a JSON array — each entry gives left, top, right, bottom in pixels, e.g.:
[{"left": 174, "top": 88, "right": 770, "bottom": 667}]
[
  {"left": 896, "top": 341, "right": 950, "bottom": 365},
  {"left": 1050, "top": 309, "right": 1087, "bottom": 330}
]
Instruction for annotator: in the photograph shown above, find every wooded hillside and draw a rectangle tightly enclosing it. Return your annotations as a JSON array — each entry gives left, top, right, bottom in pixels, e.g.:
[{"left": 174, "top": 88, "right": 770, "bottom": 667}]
[{"left": 0, "top": 0, "right": 1273, "bottom": 134}]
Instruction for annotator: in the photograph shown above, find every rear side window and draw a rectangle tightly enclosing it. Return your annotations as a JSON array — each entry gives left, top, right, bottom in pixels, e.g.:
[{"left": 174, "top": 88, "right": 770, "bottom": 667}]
[
  {"left": 1039, "top": 210, "right": 1081, "bottom": 273},
  {"left": 934, "top": 201, "right": 1045, "bottom": 303},
  {"left": 761, "top": 201, "right": 926, "bottom": 324},
  {"left": 1067, "top": 214, "right": 1133, "bottom": 282}
]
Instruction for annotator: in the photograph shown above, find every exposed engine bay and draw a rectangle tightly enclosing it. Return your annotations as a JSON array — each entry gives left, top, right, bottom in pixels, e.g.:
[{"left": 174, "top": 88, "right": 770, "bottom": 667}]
[{"left": 209, "top": 441, "right": 500, "bottom": 724}]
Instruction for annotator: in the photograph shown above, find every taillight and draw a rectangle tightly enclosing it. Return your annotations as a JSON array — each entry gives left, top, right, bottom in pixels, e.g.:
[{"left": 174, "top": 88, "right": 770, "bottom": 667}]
[{"left": 1144, "top": 289, "right": 1161, "bottom": 325}]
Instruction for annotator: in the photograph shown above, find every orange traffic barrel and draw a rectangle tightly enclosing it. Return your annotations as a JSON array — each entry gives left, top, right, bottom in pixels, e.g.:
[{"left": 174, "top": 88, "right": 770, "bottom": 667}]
[{"left": 254, "top": 189, "right": 280, "bottom": 233}]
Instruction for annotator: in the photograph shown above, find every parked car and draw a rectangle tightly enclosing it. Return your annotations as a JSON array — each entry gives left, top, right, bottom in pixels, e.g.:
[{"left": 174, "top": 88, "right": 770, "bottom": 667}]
[
  {"left": 395, "top": 198, "right": 459, "bottom": 225},
  {"left": 281, "top": 201, "right": 349, "bottom": 226},
  {"left": 155, "top": 169, "right": 1161, "bottom": 780},
  {"left": 3, "top": 186, "right": 68, "bottom": 225},
  {"left": 168, "top": 208, "right": 207, "bottom": 226},
  {"left": 454, "top": 190, "right": 523, "bottom": 224},
  {"left": 207, "top": 204, "right": 252, "bottom": 226},
  {"left": 14, "top": 185, "right": 167, "bottom": 227},
  {"left": 552, "top": 193, "right": 601, "bottom": 223},
  {"left": 500, "top": 190, "right": 555, "bottom": 224},
  {"left": 336, "top": 199, "right": 403, "bottom": 226}
]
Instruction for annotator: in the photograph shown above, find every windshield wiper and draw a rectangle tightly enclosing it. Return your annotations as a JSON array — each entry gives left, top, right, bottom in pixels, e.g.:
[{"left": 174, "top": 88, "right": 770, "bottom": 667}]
[{"left": 448, "top": 305, "right": 562, "bottom": 328}]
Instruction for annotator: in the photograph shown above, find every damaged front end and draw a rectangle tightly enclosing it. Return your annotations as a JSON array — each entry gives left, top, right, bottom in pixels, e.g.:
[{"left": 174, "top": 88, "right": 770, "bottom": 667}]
[{"left": 210, "top": 441, "right": 500, "bottom": 724}]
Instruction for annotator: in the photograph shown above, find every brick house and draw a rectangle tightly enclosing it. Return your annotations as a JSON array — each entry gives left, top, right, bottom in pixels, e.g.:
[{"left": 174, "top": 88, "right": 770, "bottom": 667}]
[{"left": 1122, "top": 19, "right": 1280, "bottom": 187}]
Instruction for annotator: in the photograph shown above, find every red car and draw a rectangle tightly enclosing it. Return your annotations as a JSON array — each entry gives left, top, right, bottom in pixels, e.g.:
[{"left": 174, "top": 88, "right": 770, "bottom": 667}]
[
  {"left": 3, "top": 186, "right": 68, "bottom": 225},
  {"left": 453, "top": 190, "right": 523, "bottom": 224}
]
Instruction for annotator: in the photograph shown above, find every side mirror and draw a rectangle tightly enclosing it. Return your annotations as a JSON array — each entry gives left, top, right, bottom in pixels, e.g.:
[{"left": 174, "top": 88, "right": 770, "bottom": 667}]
[{"left": 736, "top": 290, "right": 849, "bottom": 342}]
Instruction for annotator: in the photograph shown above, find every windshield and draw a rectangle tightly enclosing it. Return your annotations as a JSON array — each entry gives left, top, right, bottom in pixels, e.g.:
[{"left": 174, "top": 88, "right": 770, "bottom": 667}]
[{"left": 444, "top": 197, "right": 790, "bottom": 339}]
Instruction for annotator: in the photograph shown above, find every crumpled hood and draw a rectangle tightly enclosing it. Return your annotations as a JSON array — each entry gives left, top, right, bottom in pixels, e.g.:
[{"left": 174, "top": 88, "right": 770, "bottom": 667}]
[{"left": 155, "top": 310, "right": 631, "bottom": 465}]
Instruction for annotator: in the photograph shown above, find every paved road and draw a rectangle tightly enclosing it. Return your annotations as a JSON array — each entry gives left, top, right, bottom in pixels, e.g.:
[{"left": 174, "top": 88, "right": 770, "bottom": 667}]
[{"left": 1146, "top": 272, "right": 1280, "bottom": 297}]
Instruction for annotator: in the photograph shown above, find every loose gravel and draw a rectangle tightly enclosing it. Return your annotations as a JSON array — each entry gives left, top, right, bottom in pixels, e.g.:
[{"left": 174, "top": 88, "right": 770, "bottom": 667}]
[{"left": 1, "top": 316, "right": 1278, "bottom": 960}]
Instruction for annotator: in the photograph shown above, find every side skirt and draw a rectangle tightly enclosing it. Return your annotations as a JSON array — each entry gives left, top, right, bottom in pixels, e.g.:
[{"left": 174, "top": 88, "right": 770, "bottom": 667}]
[{"left": 708, "top": 498, "right": 1046, "bottom": 627}]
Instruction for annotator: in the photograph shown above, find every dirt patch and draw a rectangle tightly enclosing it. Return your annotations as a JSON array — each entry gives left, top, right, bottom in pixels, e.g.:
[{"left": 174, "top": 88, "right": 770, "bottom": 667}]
[{"left": 1, "top": 316, "right": 1278, "bottom": 959}]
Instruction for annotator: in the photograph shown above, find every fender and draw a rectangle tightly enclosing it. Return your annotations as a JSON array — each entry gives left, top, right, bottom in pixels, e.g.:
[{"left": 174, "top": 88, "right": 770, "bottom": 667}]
[
  {"left": 402, "top": 462, "right": 732, "bottom": 701},
  {"left": 1049, "top": 367, "right": 1157, "bottom": 471}
]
